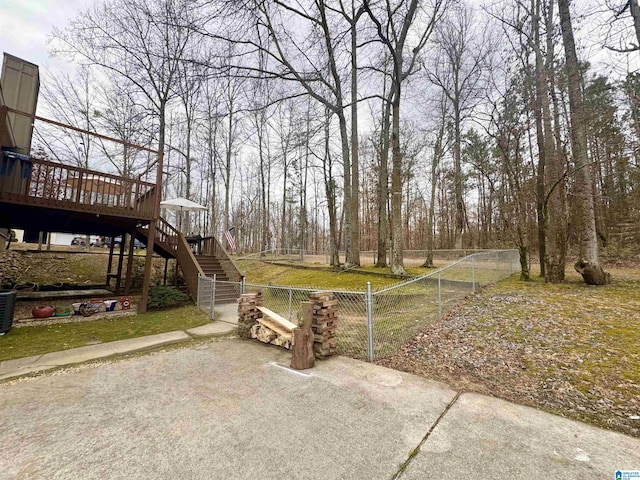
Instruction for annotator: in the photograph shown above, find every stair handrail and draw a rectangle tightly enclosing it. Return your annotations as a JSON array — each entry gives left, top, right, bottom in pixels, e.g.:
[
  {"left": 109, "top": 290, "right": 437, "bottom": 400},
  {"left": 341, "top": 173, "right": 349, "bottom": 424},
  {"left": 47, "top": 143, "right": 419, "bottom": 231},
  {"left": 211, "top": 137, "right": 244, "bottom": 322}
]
[
  {"left": 155, "top": 215, "right": 179, "bottom": 252},
  {"left": 200, "top": 235, "right": 243, "bottom": 282},
  {"left": 176, "top": 231, "right": 205, "bottom": 300},
  {"left": 136, "top": 215, "right": 179, "bottom": 254}
]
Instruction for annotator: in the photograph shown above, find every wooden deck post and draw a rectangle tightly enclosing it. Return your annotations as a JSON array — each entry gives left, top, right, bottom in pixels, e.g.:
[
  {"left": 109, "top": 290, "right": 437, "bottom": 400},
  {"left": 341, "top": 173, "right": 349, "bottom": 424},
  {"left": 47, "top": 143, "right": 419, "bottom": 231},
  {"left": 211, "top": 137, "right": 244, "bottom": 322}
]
[
  {"left": 124, "top": 227, "right": 136, "bottom": 294},
  {"left": 106, "top": 239, "right": 115, "bottom": 286},
  {"left": 115, "top": 235, "right": 125, "bottom": 294},
  {"left": 139, "top": 150, "right": 163, "bottom": 314},
  {"left": 139, "top": 221, "right": 157, "bottom": 314},
  {"left": 163, "top": 258, "right": 169, "bottom": 286}
]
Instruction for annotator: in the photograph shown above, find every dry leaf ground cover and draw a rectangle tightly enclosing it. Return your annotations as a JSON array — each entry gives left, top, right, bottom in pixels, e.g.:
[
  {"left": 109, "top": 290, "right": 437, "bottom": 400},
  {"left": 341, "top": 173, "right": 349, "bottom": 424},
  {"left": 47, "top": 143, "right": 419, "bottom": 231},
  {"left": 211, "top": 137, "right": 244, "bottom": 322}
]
[{"left": 379, "top": 265, "right": 640, "bottom": 437}]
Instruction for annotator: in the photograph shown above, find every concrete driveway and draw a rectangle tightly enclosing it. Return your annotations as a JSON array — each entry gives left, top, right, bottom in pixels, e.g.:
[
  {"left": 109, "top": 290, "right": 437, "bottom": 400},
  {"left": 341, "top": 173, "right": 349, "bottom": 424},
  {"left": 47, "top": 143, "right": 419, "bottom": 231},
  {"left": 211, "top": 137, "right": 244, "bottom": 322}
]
[{"left": 1, "top": 338, "right": 639, "bottom": 479}]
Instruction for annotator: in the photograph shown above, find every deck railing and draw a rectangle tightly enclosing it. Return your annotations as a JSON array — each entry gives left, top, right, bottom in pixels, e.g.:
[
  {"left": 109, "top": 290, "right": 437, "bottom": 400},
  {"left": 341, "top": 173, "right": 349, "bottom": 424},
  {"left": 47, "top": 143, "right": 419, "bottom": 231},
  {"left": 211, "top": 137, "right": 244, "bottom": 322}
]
[
  {"left": 201, "top": 235, "right": 243, "bottom": 282},
  {"left": 0, "top": 155, "right": 157, "bottom": 220},
  {"left": 0, "top": 105, "right": 162, "bottom": 221}
]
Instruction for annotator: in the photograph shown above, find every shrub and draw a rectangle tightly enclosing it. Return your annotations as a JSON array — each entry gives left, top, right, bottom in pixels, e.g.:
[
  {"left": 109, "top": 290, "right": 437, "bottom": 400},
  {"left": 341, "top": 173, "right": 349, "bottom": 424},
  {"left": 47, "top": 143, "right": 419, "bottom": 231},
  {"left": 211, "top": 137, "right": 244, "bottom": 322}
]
[{"left": 147, "top": 286, "right": 189, "bottom": 310}]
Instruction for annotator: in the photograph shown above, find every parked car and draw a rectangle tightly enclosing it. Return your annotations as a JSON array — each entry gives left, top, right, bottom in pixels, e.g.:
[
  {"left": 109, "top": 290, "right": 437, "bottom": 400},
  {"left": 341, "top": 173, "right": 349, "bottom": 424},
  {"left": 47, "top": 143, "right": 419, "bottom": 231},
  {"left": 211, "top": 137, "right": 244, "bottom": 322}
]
[
  {"left": 71, "top": 236, "right": 105, "bottom": 247},
  {"left": 105, "top": 236, "right": 145, "bottom": 249},
  {"left": 91, "top": 236, "right": 107, "bottom": 247},
  {"left": 71, "top": 236, "right": 86, "bottom": 246}
]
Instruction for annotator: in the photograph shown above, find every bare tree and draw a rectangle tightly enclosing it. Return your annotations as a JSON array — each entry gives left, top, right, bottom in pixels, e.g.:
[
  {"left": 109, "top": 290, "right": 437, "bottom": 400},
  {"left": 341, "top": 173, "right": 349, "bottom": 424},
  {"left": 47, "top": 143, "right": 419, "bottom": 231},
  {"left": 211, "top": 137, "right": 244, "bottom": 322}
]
[
  {"left": 603, "top": 0, "right": 640, "bottom": 52},
  {"left": 208, "top": 0, "right": 360, "bottom": 266},
  {"left": 52, "top": 0, "right": 204, "bottom": 156},
  {"left": 364, "top": 0, "right": 448, "bottom": 274},
  {"left": 421, "top": 92, "right": 449, "bottom": 267},
  {"left": 428, "top": 1, "right": 492, "bottom": 249},
  {"left": 558, "top": 0, "right": 610, "bottom": 284},
  {"left": 96, "top": 75, "right": 151, "bottom": 177},
  {"left": 35, "top": 67, "right": 97, "bottom": 168}
]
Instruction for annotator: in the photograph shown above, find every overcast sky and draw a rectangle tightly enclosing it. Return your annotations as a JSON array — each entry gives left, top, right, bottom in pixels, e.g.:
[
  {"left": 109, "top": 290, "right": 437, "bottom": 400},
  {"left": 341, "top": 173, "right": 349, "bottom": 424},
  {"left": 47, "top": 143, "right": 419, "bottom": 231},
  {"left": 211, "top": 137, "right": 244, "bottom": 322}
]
[{"left": 1, "top": 0, "right": 93, "bottom": 70}]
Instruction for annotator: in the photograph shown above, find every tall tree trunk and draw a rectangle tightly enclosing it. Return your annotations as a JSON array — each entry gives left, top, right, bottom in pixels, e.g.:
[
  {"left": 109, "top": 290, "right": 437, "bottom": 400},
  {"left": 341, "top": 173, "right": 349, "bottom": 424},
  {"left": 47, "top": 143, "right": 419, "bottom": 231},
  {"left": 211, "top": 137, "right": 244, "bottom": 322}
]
[
  {"left": 422, "top": 102, "right": 446, "bottom": 268},
  {"left": 299, "top": 105, "right": 311, "bottom": 261},
  {"left": 224, "top": 98, "right": 233, "bottom": 232},
  {"left": 257, "top": 113, "right": 269, "bottom": 255},
  {"left": 281, "top": 152, "right": 288, "bottom": 254},
  {"left": 557, "top": 0, "right": 610, "bottom": 285},
  {"left": 453, "top": 97, "right": 465, "bottom": 249},
  {"left": 339, "top": 112, "right": 352, "bottom": 267},
  {"left": 532, "top": 0, "right": 550, "bottom": 278},
  {"left": 546, "top": 0, "right": 569, "bottom": 281},
  {"left": 376, "top": 94, "right": 391, "bottom": 267},
  {"left": 422, "top": 138, "right": 440, "bottom": 268},
  {"left": 323, "top": 111, "right": 340, "bottom": 266},
  {"left": 347, "top": 10, "right": 361, "bottom": 267},
  {"left": 338, "top": 111, "right": 351, "bottom": 267},
  {"left": 207, "top": 114, "right": 218, "bottom": 237},
  {"left": 390, "top": 90, "right": 406, "bottom": 275},
  {"left": 184, "top": 117, "right": 192, "bottom": 234},
  {"left": 533, "top": 0, "right": 567, "bottom": 282}
]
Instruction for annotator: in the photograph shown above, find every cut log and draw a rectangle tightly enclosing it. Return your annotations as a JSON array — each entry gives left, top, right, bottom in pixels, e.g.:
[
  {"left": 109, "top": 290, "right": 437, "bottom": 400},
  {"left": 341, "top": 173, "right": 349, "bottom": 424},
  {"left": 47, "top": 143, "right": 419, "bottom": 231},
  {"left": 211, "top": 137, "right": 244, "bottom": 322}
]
[
  {"left": 270, "top": 335, "right": 291, "bottom": 349},
  {"left": 251, "top": 324, "right": 277, "bottom": 344},
  {"left": 256, "top": 306, "right": 298, "bottom": 332},
  {"left": 291, "top": 301, "right": 315, "bottom": 370},
  {"left": 257, "top": 317, "right": 292, "bottom": 340}
]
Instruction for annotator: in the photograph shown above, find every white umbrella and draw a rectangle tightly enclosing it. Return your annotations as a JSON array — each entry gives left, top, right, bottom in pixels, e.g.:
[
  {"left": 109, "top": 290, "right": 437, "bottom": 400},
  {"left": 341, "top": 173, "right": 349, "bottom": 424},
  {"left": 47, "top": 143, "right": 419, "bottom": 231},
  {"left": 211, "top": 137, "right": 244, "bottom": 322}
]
[{"left": 160, "top": 197, "right": 207, "bottom": 233}]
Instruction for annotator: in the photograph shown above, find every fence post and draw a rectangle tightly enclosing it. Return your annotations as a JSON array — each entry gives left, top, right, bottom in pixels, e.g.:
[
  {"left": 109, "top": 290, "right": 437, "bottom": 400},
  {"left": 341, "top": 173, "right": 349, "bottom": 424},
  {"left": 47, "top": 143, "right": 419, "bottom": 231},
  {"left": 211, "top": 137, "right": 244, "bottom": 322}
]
[
  {"left": 471, "top": 256, "right": 476, "bottom": 294},
  {"left": 241, "top": 276, "right": 246, "bottom": 295},
  {"left": 495, "top": 251, "right": 499, "bottom": 281},
  {"left": 366, "top": 282, "right": 374, "bottom": 363},
  {"left": 288, "top": 287, "right": 293, "bottom": 321},
  {"left": 210, "top": 274, "right": 216, "bottom": 320},
  {"left": 438, "top": 273, "right": 442, "bottom": 320}
]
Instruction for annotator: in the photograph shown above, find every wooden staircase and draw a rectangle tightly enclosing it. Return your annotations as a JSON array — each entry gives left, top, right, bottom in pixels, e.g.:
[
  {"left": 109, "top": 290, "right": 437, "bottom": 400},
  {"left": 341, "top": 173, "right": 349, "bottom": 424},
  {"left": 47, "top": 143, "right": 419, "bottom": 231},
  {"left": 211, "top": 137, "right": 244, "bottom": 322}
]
[
  {"left": 135, "top": 218, "right": 243, "bottom": 304},
  {"left": 0, "top": 105, "right": 242, "bottom": 313},
  {"left": 194, "top": 255, "right": 241, "bottom": 304}
]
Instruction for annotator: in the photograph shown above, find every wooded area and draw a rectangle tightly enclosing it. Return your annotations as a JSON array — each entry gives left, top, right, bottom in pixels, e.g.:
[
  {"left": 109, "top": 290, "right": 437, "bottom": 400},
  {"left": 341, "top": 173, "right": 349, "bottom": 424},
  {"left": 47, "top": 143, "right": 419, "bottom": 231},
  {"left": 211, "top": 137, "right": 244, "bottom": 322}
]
[{"left": 37, "top": 0, "right": 640, "bottom": 284}]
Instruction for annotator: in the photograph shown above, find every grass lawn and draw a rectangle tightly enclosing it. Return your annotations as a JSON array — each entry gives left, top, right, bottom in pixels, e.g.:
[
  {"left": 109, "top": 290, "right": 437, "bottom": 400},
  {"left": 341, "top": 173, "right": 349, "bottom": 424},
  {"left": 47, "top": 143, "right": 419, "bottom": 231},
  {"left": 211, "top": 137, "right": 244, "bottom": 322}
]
[
  {"left": 380, "top": 265, "right": 640, "bottom": 437},
  {"left": 0, "top": 305, "right": 210, "bottom": 362},
  {"left": 240, "top": 261, "right": 400, "bottom": 290}
]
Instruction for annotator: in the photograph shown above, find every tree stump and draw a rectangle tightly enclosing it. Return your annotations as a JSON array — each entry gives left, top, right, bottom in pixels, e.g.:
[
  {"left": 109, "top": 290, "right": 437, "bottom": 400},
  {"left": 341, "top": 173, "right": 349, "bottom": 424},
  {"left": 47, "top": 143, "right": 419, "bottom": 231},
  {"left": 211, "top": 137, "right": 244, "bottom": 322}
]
[
  {"left": 574, "top": 260, "right": 611, "bottom": 285},
  {"left": 290, "top": 301, "right": 315, "bottom": 370}
]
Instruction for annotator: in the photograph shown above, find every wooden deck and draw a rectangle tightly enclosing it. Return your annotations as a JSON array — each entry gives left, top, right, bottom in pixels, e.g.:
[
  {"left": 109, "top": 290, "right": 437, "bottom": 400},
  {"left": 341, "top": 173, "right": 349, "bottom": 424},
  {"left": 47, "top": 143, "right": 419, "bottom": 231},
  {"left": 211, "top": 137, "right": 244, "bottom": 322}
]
[
  {"left": 0, "top": 105, "right": 242, "bottom": 304},
  {"left": 0, "top": 156, "right": 157, "bottom": 222}
]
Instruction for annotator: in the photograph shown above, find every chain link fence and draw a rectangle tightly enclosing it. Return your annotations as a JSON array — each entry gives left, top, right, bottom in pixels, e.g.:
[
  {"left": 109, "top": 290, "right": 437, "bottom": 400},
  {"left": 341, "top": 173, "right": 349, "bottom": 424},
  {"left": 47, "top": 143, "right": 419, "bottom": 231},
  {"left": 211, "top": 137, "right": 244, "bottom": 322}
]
[
  {"left": 369, "top": 250, "right": 519, "bottom": 360},
  {"left": 197, "top": 250, "right": 520, "bottom": 361}
]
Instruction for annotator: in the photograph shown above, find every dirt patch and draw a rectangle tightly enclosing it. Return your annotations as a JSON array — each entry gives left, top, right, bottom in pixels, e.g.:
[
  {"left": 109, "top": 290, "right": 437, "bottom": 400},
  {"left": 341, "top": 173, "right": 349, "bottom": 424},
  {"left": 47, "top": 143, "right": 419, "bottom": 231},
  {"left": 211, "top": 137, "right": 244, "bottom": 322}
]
[
  {"left": 1, "top": 249, "right": 174, "bottom": 290},
  {"left": 379, "top": 268, "right": 640, "bottom": 437},
  {"left": 1, "top": 250, "right": 109, "bottom": 287}
]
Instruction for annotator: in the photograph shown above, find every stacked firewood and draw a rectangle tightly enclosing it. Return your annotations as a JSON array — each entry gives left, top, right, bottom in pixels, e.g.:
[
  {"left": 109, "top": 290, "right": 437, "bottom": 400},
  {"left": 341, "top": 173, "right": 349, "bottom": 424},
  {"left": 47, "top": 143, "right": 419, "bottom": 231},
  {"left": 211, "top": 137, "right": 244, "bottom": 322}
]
[
  {"left": 309, "top": 291, "right": 338, "bottom": 358},
  {"left": 250, "top": 306, "right": 294, "bottom": 349},
  {"left": 237, "top": 292, "right": 263, "bottom": 338}
]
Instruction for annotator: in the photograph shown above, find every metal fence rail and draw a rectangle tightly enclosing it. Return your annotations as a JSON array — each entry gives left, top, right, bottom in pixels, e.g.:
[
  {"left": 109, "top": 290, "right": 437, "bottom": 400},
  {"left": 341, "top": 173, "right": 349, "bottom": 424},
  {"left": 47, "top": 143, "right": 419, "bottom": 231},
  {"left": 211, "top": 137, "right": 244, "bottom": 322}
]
[{"left": 197, "top": 249, "right": 520, "bottom": 361}]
